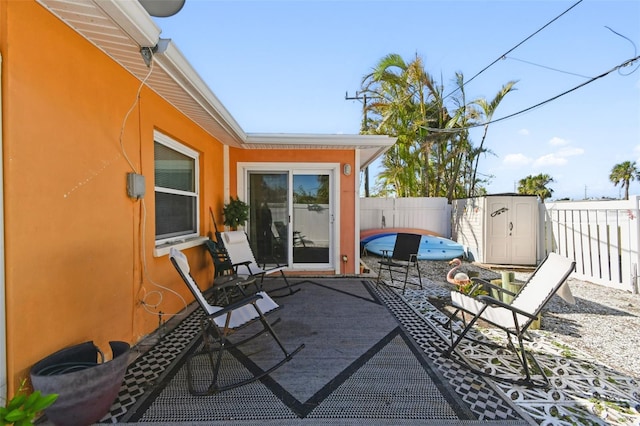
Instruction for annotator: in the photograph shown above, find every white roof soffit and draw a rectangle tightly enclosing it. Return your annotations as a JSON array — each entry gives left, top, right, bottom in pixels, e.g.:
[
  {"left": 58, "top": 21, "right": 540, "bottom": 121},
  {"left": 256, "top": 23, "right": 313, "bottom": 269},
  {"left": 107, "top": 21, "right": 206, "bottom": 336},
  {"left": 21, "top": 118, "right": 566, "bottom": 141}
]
[
  {"left": 360, "top": 145, "right": 393, "bottom": 169},
  {"left": 152, "top": 41, "right": 246, "bottom": 146},
  {"left": 34, "top": 0, "right": 396, "bottom": 162},
  {"left": 246, "top": 133, "right": 395, "bottom": 169},
  {"left": 36, "top": 0, "right": 246, "bottom": 147}
]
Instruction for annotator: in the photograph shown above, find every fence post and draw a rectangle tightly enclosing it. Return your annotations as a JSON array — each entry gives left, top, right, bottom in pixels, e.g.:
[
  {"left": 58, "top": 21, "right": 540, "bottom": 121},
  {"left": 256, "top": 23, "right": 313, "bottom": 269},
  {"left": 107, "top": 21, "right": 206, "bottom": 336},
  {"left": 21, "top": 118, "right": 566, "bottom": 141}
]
[{"left": 632, "top": 195, "right": 640, "bottom": 293}]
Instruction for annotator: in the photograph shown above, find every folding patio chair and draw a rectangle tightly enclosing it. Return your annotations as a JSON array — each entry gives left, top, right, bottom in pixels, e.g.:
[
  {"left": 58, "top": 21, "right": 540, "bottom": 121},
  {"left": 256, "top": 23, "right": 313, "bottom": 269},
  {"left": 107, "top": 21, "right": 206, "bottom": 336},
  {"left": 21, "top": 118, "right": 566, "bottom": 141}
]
[
  {"left": 274, "top": 221, "right": 312, "bottom": 248},
  {"left": 204, "top": 239, "right": 261, "bottom": 304},
  {"left": 443, "top": 252, "right": 576, "bottom": 387},
  {"left": 376, "top": 233, "right": 423, "bottom": 294},
  {"left": 220, "top": 230, "right": 300, "bottom": 296},
  {"left": 205, "top": 238, "right": 233, "bottom": 278},
  {"left": 169, "top": 248, "right": 304, "bottom": 395}
]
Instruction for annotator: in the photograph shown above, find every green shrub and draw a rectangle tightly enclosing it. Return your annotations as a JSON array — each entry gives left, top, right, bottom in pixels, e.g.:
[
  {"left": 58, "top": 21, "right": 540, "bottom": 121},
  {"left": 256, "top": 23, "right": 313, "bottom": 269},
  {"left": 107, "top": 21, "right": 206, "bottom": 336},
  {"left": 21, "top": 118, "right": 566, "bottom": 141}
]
[{"left": 0, "top": 380, "right": 58, "bottom": 425}]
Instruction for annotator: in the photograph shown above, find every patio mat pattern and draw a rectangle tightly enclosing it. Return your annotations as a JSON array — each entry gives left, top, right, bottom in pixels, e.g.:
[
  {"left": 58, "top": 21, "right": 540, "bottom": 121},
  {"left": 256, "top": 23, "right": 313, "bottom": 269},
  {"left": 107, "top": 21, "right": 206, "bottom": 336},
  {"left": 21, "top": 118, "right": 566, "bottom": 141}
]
[
  {"left": 99, "top": 279, "right": 528, "bottom": 424},
  {"left": 399, "top": 278, "right": 640, "bottom": 425}
]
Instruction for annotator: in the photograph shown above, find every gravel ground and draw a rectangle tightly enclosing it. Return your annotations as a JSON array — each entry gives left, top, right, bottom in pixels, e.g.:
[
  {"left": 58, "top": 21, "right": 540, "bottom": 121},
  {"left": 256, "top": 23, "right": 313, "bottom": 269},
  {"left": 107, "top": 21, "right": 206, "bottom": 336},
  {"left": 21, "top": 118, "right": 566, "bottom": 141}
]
[{"left": 365, "top": 256, "right": 640, "bottom": 381}]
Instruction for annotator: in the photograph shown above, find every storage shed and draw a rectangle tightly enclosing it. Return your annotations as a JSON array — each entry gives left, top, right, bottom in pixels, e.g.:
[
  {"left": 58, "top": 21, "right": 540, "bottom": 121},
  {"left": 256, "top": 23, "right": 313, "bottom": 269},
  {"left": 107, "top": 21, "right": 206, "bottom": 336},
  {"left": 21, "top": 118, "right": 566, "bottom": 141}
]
[{"left": 452, "top": 194, "right": 539, "bottom": 265}]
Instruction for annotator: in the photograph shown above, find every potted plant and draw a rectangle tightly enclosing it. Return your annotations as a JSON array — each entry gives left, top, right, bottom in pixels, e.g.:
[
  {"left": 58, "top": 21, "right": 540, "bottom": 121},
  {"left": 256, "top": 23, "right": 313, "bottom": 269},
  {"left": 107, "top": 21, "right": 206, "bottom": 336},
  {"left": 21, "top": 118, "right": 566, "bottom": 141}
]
[
  {"left": 223, "top": 196, "right": 249, "bottom": 230},
  {"left": 0, "top": 380, "right": 58, "bottom": 425}
]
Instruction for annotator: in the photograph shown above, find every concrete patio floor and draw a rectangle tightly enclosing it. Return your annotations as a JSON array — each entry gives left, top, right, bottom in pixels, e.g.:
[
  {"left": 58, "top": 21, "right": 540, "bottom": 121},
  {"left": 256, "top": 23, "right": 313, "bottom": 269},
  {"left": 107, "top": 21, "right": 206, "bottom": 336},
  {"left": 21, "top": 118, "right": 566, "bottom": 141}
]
[{"left": 87, "top": 276, "right": 640, "bottom": 425}]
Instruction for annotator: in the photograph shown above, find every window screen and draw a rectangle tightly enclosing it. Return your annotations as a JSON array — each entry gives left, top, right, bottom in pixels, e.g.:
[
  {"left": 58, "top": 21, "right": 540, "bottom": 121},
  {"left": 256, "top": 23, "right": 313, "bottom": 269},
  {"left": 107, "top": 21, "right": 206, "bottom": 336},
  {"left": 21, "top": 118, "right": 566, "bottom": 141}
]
[{"left": 154, "top": 137, "right": 199, "bottom": 242}]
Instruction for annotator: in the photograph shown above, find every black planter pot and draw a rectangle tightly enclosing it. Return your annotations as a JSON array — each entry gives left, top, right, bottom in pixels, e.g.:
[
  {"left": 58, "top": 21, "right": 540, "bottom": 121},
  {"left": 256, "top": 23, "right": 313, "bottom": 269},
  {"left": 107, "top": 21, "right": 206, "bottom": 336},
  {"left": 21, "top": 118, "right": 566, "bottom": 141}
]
[{"left": 30, "top": 341, "right": 130, "bottom": 426}]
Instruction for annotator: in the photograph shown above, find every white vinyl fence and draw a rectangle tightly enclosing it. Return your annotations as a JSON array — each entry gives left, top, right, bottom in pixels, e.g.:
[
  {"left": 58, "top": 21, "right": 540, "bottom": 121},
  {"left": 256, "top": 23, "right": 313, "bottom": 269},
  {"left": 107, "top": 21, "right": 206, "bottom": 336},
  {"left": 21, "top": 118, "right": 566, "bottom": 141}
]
[
  {"left": 542, "top": 197, "right": 640, "bottom": 293},
  {"left": 361, "top": 196, "right": 640, "bottom": 293},
  {"left": 360, "top": 197, "right": 452, "bottom": 237}
]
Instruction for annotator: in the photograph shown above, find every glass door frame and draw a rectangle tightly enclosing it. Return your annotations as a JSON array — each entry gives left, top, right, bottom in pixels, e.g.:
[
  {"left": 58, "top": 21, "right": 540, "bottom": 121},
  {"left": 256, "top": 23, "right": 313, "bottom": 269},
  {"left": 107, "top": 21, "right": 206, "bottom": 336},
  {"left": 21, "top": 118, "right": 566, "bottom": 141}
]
[{"left": 237, "top": 162, "right": 341, "bottom": 271}]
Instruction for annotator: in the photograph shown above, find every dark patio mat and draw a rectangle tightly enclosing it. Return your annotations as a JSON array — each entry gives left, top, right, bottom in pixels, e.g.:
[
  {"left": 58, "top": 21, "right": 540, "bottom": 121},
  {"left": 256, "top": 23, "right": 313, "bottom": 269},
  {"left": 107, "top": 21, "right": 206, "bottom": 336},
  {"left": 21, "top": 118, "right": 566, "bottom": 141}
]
[{"left": 108, "top": 279, "right": 526, "bottom": 424}]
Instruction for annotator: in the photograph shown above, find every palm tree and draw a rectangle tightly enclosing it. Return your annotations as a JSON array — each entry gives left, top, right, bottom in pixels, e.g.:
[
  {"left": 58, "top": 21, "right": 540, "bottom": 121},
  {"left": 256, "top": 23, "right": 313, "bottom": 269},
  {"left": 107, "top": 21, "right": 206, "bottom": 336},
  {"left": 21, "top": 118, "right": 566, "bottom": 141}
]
[
  {"left": 361, "top": 53, "right": 434, "bottom": 197},
  {"left": 361, "top": 54, "right": 470, "bottom": 200},
  {"left": 609, "top": 161, "right": 640, "bottom": 200},
  {"left": 517, "top": 174, "right": 554, "bottom": 203},
  {"left": 360, "top": 53, "right": 516, "bottom": 201},
  {"left": 468, "top": 80, "right": 517, "bottom": 197}
]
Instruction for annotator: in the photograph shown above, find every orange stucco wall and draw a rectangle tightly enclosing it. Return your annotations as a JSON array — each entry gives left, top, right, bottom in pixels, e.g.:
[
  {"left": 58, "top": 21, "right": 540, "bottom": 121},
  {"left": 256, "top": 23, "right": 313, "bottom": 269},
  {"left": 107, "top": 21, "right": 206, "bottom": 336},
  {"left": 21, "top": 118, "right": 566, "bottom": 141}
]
[
  {"left": 0, "top": 1, "right": 226, "bottom": 393},
  {"left": 230, "top": 148, "right": 357, "bottom": 275},
  {"left": 0, "top": 0, "right": 361, "bottom": 395}
]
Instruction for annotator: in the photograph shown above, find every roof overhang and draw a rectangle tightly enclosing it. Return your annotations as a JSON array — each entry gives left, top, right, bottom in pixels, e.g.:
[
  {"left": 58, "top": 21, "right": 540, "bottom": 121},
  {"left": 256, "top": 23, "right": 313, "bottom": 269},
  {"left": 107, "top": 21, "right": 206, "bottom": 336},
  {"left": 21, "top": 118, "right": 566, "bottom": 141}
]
[
  {"left": 35, "top": 0, "right": 395, "bottom": 168},
  {"left": 246, "top": 134, "right": 394, "bottom": 169}
]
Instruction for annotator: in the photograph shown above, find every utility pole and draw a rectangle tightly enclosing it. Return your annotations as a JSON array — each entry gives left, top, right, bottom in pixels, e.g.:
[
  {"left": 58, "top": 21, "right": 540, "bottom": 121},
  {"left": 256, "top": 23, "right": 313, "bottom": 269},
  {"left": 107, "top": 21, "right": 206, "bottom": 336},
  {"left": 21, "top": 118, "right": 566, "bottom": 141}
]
[{"left": 345, "top": 91, "right": 371, "bottom": 197}]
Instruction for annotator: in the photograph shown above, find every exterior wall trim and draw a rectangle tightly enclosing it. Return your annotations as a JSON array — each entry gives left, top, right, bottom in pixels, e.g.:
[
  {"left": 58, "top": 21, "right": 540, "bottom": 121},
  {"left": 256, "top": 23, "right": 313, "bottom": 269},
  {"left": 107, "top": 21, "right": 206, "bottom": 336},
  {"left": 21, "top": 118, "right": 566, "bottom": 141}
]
[{"left": 0, "top": 51, "right": 6, "bottom": 402}]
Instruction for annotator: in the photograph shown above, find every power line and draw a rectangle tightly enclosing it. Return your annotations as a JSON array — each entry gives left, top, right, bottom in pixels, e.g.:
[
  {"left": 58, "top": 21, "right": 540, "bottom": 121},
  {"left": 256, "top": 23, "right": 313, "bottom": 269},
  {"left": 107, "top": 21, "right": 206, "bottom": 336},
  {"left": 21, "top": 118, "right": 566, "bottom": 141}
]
[
  {"left": 605, "top": 26, "right": 639, "bottom": 76},
  {"left": 504, "top": 56, "right": 593, "bottom": 79},
  {"left": 503, "top": 25, "right": 638, "bottom": 80},
  {"left": 345, "top": 91, "right": 373, "bottom": 197},
  {"left": 422, "top": 55, "right": 640, "bottom": 133},
  {"left": 444, "top": 0, "right": 584, "bottom": 99},
  {"left": 491, "top": 55, "right": 640, "bottom": 124},
  {"left": 398, "top": 0, "right": 586, "bottom": 127},
  {"left": 360, "top": 1, "right": 585, "bottom": 128}
]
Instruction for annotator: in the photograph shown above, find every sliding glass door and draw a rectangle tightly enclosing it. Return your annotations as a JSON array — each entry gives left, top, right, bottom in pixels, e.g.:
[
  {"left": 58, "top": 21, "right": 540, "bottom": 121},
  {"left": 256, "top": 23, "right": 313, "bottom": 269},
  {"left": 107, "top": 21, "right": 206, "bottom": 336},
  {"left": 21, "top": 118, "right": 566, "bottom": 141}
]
[
  {"left": 292, "top": 173, "right": 330, "bottom": 264},
  {"left": 244, "top": 165, "right": 335, "bottom": 269},
  {"left": 247, "top": 172, "right": 288, "bottom": 264}
]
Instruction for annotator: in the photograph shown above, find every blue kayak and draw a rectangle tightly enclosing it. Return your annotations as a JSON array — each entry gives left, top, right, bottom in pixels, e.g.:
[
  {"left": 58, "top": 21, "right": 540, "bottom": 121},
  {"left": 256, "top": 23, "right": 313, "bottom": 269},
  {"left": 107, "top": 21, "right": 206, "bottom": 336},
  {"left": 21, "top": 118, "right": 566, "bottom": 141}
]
[{"left": 364, "top": 234, "right": 464, "bottom": 261}]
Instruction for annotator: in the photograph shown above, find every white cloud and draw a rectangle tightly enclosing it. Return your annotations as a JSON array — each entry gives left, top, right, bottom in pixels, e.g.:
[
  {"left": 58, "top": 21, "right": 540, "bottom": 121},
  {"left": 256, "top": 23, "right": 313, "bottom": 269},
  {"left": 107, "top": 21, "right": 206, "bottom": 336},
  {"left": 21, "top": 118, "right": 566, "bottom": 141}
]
[
  {"left": 518, "top": 129, "right": 530, "bottom": 136},
  {"left": 503, "top": 153, "right": 531, "bottom": 167},
  {"left": 534, "top": 153, "right": 568, "bottom": 167},
  {"left": 549, "top": 137, "right": 568, "bottom": 146},
  {"left": 503, "top": 142, "right": 583, "bottom": 171},
  {"left": 529, "top": 141, "right": 583, "bottom": 168},
  {"left": 557, "top": 146, "right": 584, "bottom": 157}
]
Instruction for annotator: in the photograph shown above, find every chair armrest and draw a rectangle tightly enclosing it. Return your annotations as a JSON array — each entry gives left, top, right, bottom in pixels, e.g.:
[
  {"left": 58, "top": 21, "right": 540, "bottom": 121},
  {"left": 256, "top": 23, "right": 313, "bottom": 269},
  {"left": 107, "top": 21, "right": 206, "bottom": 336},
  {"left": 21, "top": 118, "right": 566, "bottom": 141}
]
[
  {"left": 212, "top": 275, "right": 244, "bottom": 290},
  {"left": 212, "top": 275, "right": 255, "bottom": 295},
  {"left": 208, "top": 293, "right": 263, "bottom": 320},
  {"left": 475, "top": 294, "right": 538, "bottom": 320},
  {"left": 232, "top": 260, "right": 253, "bottom": 274},
  {"left": 261, "top": 254, "right": 286, "bottom": 268}
]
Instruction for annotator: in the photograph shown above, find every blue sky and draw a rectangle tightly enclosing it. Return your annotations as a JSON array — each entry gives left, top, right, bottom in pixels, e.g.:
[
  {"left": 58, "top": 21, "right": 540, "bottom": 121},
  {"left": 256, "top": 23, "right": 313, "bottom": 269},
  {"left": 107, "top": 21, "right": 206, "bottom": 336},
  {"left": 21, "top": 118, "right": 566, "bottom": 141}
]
[{"left": 153, "top": 0, "right": 640, "bottom": 200}]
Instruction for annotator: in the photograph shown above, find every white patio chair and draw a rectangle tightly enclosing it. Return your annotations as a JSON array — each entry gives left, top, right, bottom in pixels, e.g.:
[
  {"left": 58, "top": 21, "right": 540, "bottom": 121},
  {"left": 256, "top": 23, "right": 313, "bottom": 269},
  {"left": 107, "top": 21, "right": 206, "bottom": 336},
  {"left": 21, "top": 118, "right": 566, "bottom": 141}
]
[
  {"left": 220, "top": 230, "right": 300, "bottom": 296},
  {"left": 169, "top": 248, "right": 304, "bottom": 395},
  {"left": 443, "top": 252, "right": 576, "bottom": 387}
]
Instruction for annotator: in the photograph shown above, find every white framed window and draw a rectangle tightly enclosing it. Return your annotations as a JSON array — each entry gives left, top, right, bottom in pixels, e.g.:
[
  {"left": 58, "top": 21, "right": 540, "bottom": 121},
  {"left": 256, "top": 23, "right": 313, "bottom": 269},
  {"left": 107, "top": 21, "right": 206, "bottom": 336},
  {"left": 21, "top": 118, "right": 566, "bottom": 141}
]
[{"left": 154, "top": 131, "right": 199, "bottom": 245}]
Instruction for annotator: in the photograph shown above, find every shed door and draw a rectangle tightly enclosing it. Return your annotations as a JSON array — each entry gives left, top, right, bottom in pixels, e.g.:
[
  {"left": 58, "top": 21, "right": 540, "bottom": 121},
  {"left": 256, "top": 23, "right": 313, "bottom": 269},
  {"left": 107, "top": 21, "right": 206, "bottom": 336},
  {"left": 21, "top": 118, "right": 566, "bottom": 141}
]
[{"left": 485, "top": 197, "right": 537, "bottom": 265}]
